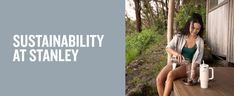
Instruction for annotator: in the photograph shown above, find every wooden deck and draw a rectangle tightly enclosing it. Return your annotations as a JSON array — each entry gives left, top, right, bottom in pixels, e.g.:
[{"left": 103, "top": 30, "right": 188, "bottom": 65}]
[{"left": 173, "top": 67, "right": 234, "bottom": 96}]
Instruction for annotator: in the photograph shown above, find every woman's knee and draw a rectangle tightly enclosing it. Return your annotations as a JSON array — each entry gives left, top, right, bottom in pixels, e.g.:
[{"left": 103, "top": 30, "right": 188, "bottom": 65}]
[
  {"left": 166, "top": 71, "right": 175, "bottom": 81},
  {"left": 156, "top": 75, "right": 164, "bottom": 85},
  {"left": 156, "top": 64, "right": 171, "bottom": 85}
]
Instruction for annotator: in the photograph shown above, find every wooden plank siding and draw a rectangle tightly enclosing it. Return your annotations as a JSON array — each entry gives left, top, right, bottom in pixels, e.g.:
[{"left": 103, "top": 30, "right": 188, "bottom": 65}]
[
  {"left": 207, "top": 0, "right": 234, "bottom": 63},
  {"left": 207, "top": 3, "right": 228, "bottom": 57},
  {"left": 227, "top": 0, "right": 234, "bottom": 63}
]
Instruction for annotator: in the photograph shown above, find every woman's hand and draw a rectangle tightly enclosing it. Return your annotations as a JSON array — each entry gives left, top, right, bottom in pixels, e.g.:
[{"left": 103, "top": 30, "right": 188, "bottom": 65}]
[
  {"left": 175, "top": 52, "right": 184, "bottom": 63},
  {"left": 191, "top": 69, "right": 196, "bottom": 80},
  {"left": 191, "top": 63, "right": 199, "bottom": 80},
  {"left": 166, "top": 48, "right": 184, "bottom": 63}
]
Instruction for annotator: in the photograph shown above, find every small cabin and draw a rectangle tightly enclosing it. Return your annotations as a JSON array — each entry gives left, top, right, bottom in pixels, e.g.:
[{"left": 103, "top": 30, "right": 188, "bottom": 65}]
[{"left": 206, "top": 0, "right": 234, "bottom": 63}]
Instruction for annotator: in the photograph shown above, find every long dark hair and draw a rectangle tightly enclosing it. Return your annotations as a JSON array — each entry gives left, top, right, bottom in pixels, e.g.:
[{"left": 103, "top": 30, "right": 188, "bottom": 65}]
[{"left": 180, "top": 13, "right": 204, "bottom": 37}]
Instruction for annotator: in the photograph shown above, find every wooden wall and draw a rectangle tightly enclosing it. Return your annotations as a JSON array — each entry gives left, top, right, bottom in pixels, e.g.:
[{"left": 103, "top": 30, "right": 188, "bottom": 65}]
[
  {"left": 207, "top": 2, "right": 228, "bottom": 57},
  {"left": 227, "top": 0, "right": 234, "bottom": 63},
  {"left": 207, "top": 0, "right": 234, "bottom": 63}
]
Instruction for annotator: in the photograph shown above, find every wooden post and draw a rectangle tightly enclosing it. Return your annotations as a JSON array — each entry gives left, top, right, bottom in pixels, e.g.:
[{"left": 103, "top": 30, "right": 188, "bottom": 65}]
[{"left": 167, "top": 0, "right": 175, "bottom": 63}]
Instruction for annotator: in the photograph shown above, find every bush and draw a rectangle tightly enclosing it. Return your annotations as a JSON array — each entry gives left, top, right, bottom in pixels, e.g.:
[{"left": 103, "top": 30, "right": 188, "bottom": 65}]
[{"left": 126, "top": 29, "right": 162, "bottom": 64}]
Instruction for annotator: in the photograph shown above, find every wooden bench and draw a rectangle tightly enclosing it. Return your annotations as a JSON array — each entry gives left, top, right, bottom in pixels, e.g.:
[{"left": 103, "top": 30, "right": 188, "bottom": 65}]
[{"left": 173, "top": 67, "right": 234, "bottom": 96}]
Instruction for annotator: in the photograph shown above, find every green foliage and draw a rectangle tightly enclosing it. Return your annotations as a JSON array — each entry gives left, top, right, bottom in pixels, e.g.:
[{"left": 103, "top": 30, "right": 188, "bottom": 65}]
[
  {"left": 151, "top": 10, "right": 167, "bottom": 35},
  {"left": 175, "top": 3, "right": 206, "bottom": 31},
  {"left": 126, "top": 29, "right": 162, "bottom": 64}
]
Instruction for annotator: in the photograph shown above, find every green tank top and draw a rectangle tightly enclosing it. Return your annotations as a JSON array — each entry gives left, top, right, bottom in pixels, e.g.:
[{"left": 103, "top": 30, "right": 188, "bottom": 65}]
[{"left": 182, "top": 45, "right": 197, "bottom": 60}]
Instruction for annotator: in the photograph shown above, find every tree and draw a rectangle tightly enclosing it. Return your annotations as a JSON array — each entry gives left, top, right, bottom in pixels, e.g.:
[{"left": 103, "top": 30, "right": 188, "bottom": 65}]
[
  {"left": 134, "top": 0, "right": 142, "bottom": 32},
  {"left": 141, "top": 0, "right": 157, "bottom": 29},
  {"left": 154, "top": 0, "right": 169, "bottom": 28}
]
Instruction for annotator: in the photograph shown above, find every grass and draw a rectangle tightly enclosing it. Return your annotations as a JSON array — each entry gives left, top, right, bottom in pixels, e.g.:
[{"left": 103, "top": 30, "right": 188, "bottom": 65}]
[
  {"left": 126, "top": 30, "right": 167, "bottom": 96},
  {"left": 126, "top": 29, "right": 163, "bottom": 64}
]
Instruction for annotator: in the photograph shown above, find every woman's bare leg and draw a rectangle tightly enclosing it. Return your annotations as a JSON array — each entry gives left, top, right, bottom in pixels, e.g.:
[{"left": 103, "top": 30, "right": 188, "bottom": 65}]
[
  {"left": 156, "top": 63, "right": 172, "bottom": 96},
  {"left": 163, "top": 65, "right": 186, "bottom": 96}
]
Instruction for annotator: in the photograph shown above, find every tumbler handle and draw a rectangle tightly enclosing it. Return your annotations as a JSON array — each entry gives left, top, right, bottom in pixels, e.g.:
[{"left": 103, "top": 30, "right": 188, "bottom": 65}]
[{"left": 209, "top": 67, "right": 214, "bottom": 80}]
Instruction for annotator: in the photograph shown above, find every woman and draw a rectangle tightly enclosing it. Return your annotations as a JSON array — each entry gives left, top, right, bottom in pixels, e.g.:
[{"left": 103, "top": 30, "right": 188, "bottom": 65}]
[{"left": 156, "top": 13, "right": 204, "bottom": 96}]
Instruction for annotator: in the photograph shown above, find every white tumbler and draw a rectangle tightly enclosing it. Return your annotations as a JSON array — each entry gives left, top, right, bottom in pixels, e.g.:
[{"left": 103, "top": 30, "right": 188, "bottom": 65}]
[{"left": 199, "top": 64, "right": 214, "bottom": 88}]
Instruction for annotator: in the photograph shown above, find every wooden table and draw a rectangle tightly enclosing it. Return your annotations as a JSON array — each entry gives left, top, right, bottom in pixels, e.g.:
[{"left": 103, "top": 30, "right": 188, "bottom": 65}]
[{"left": 173, "top": 67, "right": 234, "bottom": 96}]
